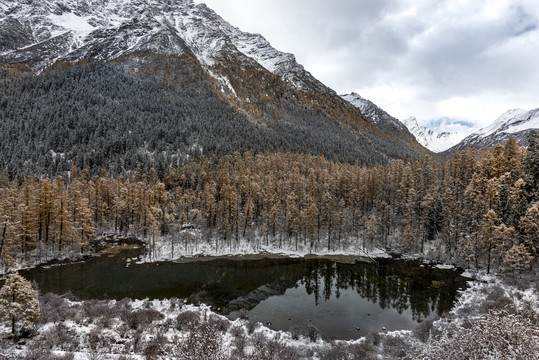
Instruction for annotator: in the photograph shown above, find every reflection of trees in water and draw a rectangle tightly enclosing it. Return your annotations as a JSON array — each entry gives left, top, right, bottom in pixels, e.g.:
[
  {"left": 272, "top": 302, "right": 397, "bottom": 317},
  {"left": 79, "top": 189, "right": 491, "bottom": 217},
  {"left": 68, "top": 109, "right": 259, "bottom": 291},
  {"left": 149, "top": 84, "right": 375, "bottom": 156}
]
[{"left": 300, "top": 260, "right": 464, "bottom": 322}]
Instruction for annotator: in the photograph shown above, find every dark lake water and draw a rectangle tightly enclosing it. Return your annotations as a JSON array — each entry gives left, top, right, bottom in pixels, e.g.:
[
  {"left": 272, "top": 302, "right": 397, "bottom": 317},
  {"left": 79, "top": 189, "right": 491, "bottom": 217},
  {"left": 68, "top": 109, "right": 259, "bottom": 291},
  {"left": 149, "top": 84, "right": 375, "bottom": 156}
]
[{"left": 20, "top": 245, "right": 468, "bottom": 340}]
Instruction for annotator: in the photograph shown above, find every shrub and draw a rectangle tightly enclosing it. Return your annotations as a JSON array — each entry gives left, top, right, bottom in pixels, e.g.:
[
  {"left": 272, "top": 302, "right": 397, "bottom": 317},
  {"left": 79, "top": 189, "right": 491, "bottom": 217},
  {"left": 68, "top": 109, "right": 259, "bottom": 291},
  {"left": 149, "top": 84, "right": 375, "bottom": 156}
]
[
  {"left": 126, "top": 308, "right": 164, "bottom": 330},
  {"left": 246, "top": 318, "right": 259, "bottom": 334},
  {"left": 82, "top": 299, "right": 112, "bottom": 321},
  {"left": 38, "top": 293, "right": 75, "bottom": 324},
  {"left": 39, "top": 322, "right": 79, "bottom": 351},
  {"left": 208, "top": 314, "right": 230, "bottom": 332},
  {"left": 366, "top": 331, "right": 381, "bottom": 346},
  {"left": 413, "top": 319, "right": 434, "bottom": 342},
  {"left": 289, "top": 325, "right": 303, "bottom": 340},
  {"left": 178, "top": 321, "right": 222, "bottom": 359},
  {"left": 307, "top": 323, "right": 321, "bottom": 342},
  {"left": 238, "top": 308, "right": 249, "bottom": 320},
  {"left": 229, "top": 324, "right": 244, "bottom": 338},
  {"left": 382, "top": 335, "right": 411, "bottom": 359},
  {"left": 175, "top": 310, "right": 200, "bottom": 331},
  {"left": 421, "top": 309, "right": 539, "bottom": 360}
]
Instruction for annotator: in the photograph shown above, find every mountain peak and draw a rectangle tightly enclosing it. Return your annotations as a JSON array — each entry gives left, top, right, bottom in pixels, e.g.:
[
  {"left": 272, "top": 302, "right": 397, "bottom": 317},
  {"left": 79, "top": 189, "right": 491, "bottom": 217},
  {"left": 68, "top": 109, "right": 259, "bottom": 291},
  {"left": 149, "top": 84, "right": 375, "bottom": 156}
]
[
  {"left": 0, "top": 0, "right": 429, "bottom": 175},
  {"left": 0, "top": 0, "right": 333, "bottom": 95},
  {"left": 444, "top": 108, "right": 539, "bottom": 153},
  {"left": 402, "top": 118, "right": 468, "bottom": 153}
]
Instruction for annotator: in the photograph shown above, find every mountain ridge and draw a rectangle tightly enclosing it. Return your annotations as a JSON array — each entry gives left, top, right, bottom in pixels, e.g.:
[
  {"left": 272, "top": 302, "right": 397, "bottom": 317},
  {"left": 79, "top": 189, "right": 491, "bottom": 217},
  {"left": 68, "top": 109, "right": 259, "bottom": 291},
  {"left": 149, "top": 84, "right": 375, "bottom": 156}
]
[{"left": 444, "top": 108, "right": 539, "bottom": 154}]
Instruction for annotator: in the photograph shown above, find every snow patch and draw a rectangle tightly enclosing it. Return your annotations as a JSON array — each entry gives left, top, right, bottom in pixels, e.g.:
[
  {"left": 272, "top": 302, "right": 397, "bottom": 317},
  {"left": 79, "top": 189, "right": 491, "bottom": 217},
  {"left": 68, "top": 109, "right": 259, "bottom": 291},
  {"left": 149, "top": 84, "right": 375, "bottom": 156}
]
[
  {"left": 48, "top": 12, "right": 96, "bottom": 38},
  {"left": 434, "top": 264, "right": 455, "bottom": 270},
  {"left": 206, "top": 68, "right": 237, "bottom": 95}
]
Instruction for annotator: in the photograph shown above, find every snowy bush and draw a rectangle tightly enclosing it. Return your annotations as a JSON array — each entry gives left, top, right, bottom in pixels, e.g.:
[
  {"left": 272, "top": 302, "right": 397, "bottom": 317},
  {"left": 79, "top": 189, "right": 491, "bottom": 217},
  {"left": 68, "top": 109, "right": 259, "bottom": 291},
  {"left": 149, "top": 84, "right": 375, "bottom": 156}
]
[
  {"left": 125, "top": 308, "right": 163, "bottom": 330},
  {"left": 175, "top": 310, "right": 200, "bottom": 330},
  {"left": 38, "top": 293, "right": 76, "bottom": 324},
  {"left": 208, "top": 313, "right": 230, "bottom": 332},
  {"left": 420, "top": 308, "right": 539, "bottom": 359},
  {"left": 177, "top": 320, "right": 223, "bottom": 359},
  {"left": 39, "top": 322, "right": 79, "bottom": 351}
]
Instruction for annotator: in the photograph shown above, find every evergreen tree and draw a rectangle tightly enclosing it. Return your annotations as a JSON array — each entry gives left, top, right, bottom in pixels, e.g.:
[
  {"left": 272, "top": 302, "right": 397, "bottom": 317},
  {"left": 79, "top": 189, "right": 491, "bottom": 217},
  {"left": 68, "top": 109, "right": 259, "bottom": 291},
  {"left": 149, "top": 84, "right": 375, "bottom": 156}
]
[
  {"left": 0, "top": 272, "right": 40, "bottom": 335},
  {"left": 479, "top": 209, "right": 500, "bottom": 274},
  {"left": 502, "top": 244, "right": 533, "bottom": 277},
  {"left": 521, "top": 131, "right": 539, "bottom": 205},
  {"left": 520, "top": 202, "right": 539, "bottom": 256}
]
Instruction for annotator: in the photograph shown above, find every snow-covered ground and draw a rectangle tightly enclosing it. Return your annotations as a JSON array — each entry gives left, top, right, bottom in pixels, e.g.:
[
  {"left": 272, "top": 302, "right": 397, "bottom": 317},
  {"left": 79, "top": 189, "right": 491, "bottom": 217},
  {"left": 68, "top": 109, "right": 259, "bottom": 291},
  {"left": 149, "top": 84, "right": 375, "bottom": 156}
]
[
  {"left": 137, "top": 229, "right": 392, "bottom": 265},
  {"left": 1, "top": 228, "right": 537, "bottom": 359},
  {"left": 1, "top": 273, "right": 536, "bottom": 359}
]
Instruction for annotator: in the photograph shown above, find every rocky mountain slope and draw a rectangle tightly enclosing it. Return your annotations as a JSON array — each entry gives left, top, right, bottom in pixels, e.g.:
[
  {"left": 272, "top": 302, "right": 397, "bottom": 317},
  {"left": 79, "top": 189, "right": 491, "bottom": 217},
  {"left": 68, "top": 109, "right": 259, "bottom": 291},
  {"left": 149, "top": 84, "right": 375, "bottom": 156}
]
[
  {"left": 340, "top": 92, "right": 415, "bottom": 140},
  {"left": 444, "top": 108, "right": 539, "bottom": 154},
  {"left": 0, "top": 0, "right": 331, "bottom": 94},
  {"left": 0, "top": 0, "right": 427, "bottom": 176},
  {"left": 402, "top": 117, "right": 468, "bottom": 153}
]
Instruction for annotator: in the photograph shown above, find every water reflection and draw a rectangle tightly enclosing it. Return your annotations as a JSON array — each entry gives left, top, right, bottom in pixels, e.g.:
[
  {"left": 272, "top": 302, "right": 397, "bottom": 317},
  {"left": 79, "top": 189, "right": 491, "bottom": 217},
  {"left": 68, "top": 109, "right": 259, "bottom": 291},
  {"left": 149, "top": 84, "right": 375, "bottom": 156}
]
[
  {"left": 20, "top": 254, "right": 466, "bottom": 340},
  {"left": 296, "top": 260, "right": 462, "bottom": 323}
]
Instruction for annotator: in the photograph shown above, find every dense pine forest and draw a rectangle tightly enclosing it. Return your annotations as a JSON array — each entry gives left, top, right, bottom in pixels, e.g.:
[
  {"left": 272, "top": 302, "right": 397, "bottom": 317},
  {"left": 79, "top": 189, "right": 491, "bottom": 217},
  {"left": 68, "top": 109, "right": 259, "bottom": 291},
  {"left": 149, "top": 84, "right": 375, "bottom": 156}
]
[{"left": 1, "top": 133, "right": 537, "bottom": 275}]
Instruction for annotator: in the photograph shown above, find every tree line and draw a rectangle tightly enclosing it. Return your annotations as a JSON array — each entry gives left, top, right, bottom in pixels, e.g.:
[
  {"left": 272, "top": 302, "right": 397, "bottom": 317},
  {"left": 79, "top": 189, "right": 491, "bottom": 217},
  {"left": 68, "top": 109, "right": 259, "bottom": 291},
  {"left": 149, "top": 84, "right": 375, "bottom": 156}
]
[{"left": 1, "top": 133, "right": 538, "bottom": 274}]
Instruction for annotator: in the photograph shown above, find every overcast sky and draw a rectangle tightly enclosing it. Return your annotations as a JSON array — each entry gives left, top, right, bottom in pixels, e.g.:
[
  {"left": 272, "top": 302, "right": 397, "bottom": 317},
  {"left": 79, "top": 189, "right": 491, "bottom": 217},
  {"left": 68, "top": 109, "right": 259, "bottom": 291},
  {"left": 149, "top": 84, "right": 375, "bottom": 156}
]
[{"left": 197, "top": 0, "right": 539, "bottom": 133}]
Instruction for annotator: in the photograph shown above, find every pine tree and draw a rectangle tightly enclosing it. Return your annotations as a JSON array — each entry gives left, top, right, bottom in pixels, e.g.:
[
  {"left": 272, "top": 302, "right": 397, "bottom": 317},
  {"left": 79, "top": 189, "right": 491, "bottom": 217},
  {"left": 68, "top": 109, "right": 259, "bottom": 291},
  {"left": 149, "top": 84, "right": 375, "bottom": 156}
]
[
  {"left": 502, "top": 244, "right": 533, "bottom": 277},
  {"left": 504, "top": 137, "right": 522, "bottom": 183},
  {"left": 479, "top": 209, "right": 500, "bottom": 273},
  {"left": 53, "top": 177, "right": 74, "bottom": 252},
  {"left": 521, "top": 131, "right": 539, "bottom": 204},
  {"left": 0, "top": 185, "right": 16, "bottom": 271},
  {"left": 17, "top": 176, "right": 38, "bottom": 254},
  {"left": 78, "top": 197, "right": 95, "bottom": 252},
  {"left": 365, "top": 216, "right": 377, "bottom": 252},
  {"left": 401, "top": 224, "right": 416, "bottom": 253},
  {"left": 520, "top": 202, "right": 539, "bottom": 256},
  {"left": 0, "top": 272, "right": 39, "bottom": 335}
]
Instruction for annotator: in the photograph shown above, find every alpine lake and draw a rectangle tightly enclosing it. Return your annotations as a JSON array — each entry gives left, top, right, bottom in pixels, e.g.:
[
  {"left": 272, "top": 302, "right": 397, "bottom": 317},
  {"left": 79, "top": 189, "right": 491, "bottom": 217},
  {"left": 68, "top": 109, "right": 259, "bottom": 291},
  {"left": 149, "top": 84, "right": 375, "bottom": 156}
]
[{"left": 20, "top": 237, "right": 469, "bottom": 340}]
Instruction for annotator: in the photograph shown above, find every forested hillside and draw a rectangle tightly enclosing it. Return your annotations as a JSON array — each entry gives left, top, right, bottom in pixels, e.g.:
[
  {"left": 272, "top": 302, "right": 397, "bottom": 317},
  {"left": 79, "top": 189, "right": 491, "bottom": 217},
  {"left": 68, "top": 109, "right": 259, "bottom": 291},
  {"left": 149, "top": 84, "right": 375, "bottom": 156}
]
[
  {"left": 0, "top": 55, "right": 426, "bottom": 179},
  {"left": 2, "top": 133, "right": 537, "bottom": 274}
]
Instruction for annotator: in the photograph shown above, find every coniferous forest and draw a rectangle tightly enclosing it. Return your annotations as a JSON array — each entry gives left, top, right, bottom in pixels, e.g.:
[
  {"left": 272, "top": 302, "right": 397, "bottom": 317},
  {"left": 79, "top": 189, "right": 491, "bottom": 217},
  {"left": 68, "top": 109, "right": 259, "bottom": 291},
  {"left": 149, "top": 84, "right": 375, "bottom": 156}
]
[{"left": 2, "top": 133, "right": 537, "bottom": 276}]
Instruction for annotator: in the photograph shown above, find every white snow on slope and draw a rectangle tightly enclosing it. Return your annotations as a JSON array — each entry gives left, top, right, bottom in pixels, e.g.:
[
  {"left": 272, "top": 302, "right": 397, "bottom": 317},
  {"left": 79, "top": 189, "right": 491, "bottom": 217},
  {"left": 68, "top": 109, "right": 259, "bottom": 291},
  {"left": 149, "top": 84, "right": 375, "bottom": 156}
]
[
  {"left": 0, "top": 0, "right": 328, "bottom": 93},
  {"left": 476, "top": 108, "right": 539, "bottom": 137},
  {"left": 48, "top": 13, "right": 95, "bottom": 37},
  {"left": 448, "top": 108, "right": 539, "bottom": 151},
  {"left": 402, "top": 117, "right": 472, "bottom": 153},
  {"left": 341, "top": 92, "right": 408, "bottom": 131}
]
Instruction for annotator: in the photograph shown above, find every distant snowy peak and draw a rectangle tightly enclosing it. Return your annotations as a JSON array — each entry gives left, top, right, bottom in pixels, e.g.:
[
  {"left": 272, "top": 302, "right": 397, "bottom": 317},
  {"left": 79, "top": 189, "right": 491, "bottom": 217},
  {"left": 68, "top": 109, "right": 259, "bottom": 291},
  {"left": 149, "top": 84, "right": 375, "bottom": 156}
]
[
  {"left": 475, "top": 109, "right": 539, "bottom": 138},
  {"left": 341, "top": 92, "right": 409, "bottom": 133},
  {"left": 445, "top": 108, "right": 539, "bottom": 153},
  {"left": 402, "top": 117, "right": 467, "bottom": 153},
  {"left": 0, "top": 0, "right": 332, "bottom": 94}
]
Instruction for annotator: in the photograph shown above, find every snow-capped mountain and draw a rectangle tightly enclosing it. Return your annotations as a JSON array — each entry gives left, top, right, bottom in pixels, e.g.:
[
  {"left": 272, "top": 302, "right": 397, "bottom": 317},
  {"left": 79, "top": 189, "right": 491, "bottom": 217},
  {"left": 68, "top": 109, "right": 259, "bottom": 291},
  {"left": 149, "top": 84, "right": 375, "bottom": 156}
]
[
  {"left": 402, "top": 117, "right": 469, "bottom": 153},
  {"left": 0, "top": 0, "right": 331, "bottom": 95},
  {"left": 340, "top": 92, "right": 415, "bottom": 141},
  {"left": 445, "top": 108, "right": 539, "bottom": 153},
  {"left": 0, "top": 0, "right": 429, "bottom": 174}
]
